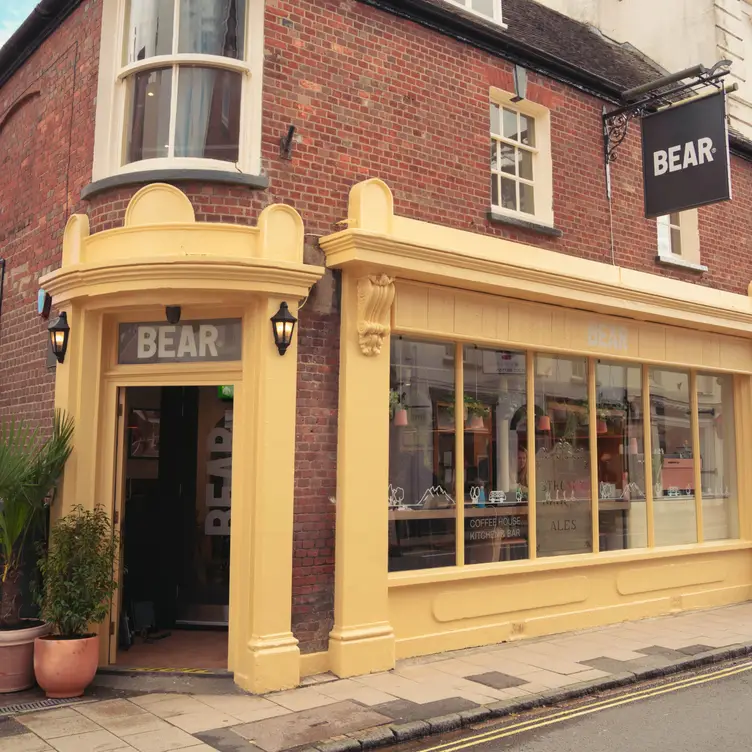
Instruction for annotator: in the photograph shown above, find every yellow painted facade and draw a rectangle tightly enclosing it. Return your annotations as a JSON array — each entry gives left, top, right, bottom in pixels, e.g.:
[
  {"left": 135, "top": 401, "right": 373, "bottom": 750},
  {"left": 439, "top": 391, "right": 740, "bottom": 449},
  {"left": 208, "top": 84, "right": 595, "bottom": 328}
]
[
  {"left": 318, "top": 178, "right": 752, "bottom": 676},
  {"left": 40, "top": 179, "right": 752, "bottom": 691},
  {"left": 40, "top": 184, "right": 324, "bottom": 694}
]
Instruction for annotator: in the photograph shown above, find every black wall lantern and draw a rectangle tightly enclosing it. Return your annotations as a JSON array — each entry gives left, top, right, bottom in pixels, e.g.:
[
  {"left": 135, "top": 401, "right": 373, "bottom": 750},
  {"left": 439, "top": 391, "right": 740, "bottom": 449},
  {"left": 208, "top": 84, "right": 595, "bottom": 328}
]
[
  {"left": 271, "top": 302, "right": 297, "bottom": 355},
  {"left": 48, "top": 311, "right": 70, "bottom": 364}
]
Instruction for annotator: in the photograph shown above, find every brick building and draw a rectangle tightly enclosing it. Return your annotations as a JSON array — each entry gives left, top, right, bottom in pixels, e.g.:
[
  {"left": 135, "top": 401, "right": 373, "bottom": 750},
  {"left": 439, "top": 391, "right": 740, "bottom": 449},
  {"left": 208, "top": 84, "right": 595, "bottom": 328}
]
[{"left": 1, "top": 0, "right": 752, "bottom": 693}]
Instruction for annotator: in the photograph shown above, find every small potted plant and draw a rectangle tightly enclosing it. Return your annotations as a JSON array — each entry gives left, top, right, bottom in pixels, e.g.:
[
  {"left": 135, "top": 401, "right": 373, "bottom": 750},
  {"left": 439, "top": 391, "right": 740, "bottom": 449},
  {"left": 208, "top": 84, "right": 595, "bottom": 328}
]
[
  {"left": 34, "top": 504, "right": 118, "bottom": 698},
  {"left": 390, "top": 388, "right": 408, "bottom": 426},
  {"left": 464, "top": 396, "right": 490, "bottom": 430},
  {"left": 0, "top": 411, "right": 73, "bottom": 693}
]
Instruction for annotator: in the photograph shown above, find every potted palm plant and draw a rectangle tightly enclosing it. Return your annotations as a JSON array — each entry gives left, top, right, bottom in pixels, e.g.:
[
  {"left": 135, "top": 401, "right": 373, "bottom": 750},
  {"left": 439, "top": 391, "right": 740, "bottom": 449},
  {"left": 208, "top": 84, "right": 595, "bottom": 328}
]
[
  {"left": 0, "top": 411, "right": 74, "bottom": 693},
  {"left": 34, "top": 504, "right": 118, "bottom": 698}
]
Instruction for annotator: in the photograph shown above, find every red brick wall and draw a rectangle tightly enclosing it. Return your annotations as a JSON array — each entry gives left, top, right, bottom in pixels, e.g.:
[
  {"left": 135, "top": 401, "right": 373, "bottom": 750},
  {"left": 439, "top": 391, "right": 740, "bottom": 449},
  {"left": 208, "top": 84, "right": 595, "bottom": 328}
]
[
  {"left": 5, "top": 0, "right": 752, "bottom": 653},
  {"left": 0, "top": 0, "right": 101, "bottom": 426}
]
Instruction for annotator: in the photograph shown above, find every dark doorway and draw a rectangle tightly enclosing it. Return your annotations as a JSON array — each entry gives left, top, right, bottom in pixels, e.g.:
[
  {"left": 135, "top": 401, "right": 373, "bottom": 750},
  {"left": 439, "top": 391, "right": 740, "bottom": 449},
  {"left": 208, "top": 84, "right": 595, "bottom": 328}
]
[{"left": 117, "top": 385, "right": 233, "bottom": 668}]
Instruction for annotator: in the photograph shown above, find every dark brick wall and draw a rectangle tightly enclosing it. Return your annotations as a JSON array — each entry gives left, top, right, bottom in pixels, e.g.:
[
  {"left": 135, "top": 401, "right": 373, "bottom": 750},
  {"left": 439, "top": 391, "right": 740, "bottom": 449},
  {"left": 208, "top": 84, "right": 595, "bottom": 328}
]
[
  {"left": 3, "top": 0, "right": 752, "bottom": 653},
  {"left": 0, "top": 0, "right": 101, "bottom": 427}
]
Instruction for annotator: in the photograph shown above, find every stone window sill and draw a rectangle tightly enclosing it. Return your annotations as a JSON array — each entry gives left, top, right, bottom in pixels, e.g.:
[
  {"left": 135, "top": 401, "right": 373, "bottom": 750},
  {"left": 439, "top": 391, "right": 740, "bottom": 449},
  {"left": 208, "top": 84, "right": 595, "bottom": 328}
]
[
  {"left": 488, "top": 210, "right": 563, "bottom": 238},
  {"left": 81, "top": 169, "right": 269, "bottom": 200},
  {"left": 655, "top": 254, "right": 707, "bottom": 273}
]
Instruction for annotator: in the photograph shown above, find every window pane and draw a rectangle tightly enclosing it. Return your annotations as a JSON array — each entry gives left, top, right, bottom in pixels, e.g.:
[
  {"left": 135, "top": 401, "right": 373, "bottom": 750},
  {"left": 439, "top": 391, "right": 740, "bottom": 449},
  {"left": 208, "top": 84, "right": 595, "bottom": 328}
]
[
  {"left": 650, "top": 369, "right": 697, "bottom": 546},
  {"left": 471, "top": 0, "right": 496, "bottom": 18},
  {"left": 490, "top": 103, "right": 501, "bottom": 136},
  {"left": 463, "top": 347, "right": 528, "bottom": 564},
  {"left": 502, "top": 108, "right": 518, "bottom": 141},
  {"left": 490, "top": 140, "right": 498, "bottom": 172},
  {"left": 499, "top": 142, "right": 515, "bottom": 175},
  {"left": 698, "top": 374, "right": 739, "bottom": 540},
  {"left": 520, "top": 114, "right": 536, "bottom": 147},
  {"left": 519, "top": 182, "right": 535, "bottom": 215},
  {"left": 657, "top": 215, "right": 672, "bottom": 255},
  {"left": 179, "top": 0, "right": 246, "bottom": 59},
  {"left": 500, "top": 177, "right": 516, "bottom": 211},
  {"left": 518, "top": 149, "right": 533, "bottom": 180},
  {"left": 535, "top": 356, "right": 592, "bottom": 557},
  {"left": 124, "top": 0, "right": 174, "bottom": 64},
  {"left": 389, "top": 338, "right": 456, "bottom": 571},
  {"left": 596, "top": 362, "right": 647, "bottom": 551},
  {"left": 125, "top": 68, "right": 172, "bottom": 164},
  {"left": 670, "top": 227, "right": 682, "bottom": 255},
  {"left": 491, "top": 174, "right": 500, "bottom": 206},
  {"left": 175, "top": 67, "right": 241, "bottom": 161}
]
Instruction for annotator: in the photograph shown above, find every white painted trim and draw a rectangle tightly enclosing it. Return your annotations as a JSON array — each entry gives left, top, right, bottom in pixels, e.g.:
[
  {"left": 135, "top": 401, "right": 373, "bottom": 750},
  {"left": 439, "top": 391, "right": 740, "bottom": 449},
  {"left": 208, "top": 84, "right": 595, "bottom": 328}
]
[
  {"left": 441, "top": 0, "right": 507, "bottom": 27},
  {"left": 490, "top": 88, "right": 554, "bottom": 227},
  {"left": 656, "top": 254, "right": 708, "bottom": 272},
  {"left": 92, "top": 0, "right": 264, "bottom": 182}
]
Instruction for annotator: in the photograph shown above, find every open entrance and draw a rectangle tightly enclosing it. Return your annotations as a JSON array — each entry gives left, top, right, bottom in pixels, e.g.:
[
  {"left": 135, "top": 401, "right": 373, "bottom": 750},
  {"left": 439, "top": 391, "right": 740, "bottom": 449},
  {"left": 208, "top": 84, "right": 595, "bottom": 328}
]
[{"left": 114, "top": 385, "right": 234, "bottom": 670}]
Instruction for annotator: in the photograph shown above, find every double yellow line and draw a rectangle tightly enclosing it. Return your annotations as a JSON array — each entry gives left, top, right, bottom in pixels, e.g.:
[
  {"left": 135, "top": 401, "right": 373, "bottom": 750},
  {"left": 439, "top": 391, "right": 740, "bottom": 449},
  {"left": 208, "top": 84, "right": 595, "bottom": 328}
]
[{"left": 420, "top": 660, "right": 752, "bottom": 752}]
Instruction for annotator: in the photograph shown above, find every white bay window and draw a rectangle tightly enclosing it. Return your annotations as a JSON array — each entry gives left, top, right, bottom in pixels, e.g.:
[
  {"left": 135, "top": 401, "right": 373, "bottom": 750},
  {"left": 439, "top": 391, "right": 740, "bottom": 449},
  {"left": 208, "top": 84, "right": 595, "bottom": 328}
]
[{"left": 92, "top": 0, "right": 263, "bottom": 183}]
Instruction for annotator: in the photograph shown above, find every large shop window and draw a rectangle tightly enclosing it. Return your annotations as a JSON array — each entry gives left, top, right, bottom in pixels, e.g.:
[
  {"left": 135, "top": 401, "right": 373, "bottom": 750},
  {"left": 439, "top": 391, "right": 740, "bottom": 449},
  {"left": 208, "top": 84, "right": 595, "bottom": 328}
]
[{"left": 387, "top": 340, "right": 741, "bottom": 573}]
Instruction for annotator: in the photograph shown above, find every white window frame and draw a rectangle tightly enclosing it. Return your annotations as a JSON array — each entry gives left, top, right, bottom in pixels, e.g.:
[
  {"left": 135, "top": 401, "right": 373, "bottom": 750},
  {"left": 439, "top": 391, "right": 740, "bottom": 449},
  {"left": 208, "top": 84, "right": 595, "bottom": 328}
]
[
  {"left": 489, "top": 88, "right": 554, "bottom": 228},
  {"left": 92, "top": 0, "right": 264, "bottom": 182},
  {"left": 443, "top": 0, "right": 506, "bottom": 26},
  {"left": 655, "top": 209, "right": 705, "bottom": 271}
]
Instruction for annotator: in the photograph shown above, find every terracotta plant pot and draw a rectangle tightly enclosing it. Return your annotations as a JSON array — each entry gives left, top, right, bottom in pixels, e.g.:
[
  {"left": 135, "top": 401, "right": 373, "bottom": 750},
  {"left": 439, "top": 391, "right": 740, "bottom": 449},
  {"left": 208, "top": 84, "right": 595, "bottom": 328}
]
[
  {"left": 34, "top": 635, "right": 99, "bottom": 698},
  {"left": 0, "top": 621, "right": 51, "bottom": 693}
]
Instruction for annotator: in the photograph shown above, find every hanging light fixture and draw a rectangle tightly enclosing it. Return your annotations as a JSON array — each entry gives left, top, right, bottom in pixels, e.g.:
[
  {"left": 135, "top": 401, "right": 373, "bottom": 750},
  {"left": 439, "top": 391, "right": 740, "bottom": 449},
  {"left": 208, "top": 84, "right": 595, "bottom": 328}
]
[
  {"left": 596, "top": 417, "right": 608, "bottom": 435},
  {"left": 271, "top": 302, "right": 297, "bottom": 355},
  {"left": 538, "top": 414, "right": 551, "bottom": 431},
  {"left": 48, "top": 311, "right": 70, "bottom": 364}
]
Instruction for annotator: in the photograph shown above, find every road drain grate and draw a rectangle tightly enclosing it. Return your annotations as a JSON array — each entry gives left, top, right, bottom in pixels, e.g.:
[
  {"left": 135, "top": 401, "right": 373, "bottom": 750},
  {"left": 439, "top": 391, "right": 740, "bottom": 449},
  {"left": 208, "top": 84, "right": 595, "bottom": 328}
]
[{"left": 0, "top": 697, "right": 88, "bottom": 716}]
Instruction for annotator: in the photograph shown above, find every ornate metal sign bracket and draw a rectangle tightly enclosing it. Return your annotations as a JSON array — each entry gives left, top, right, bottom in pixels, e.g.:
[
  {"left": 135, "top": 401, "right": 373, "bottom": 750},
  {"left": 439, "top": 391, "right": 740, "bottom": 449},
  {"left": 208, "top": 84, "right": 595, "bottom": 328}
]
[{"left": 603, "top": 60, "right": 734, "bottom": 165}]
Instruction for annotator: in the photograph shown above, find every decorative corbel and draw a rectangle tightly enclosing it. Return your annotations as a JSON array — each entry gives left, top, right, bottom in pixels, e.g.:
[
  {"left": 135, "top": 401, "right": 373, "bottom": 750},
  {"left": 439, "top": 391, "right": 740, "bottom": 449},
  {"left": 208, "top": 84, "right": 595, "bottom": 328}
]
[{"left": 356, "top": 274, "right": 395, "bottom": 356}]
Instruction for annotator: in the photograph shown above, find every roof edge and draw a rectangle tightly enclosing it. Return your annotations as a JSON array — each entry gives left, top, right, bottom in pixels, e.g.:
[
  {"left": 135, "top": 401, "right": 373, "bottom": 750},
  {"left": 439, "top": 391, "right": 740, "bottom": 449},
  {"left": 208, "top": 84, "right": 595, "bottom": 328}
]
[
  {"left": 357, "top": 0, "right": 630, "bottom": 102},
  {"left": 0, "top": 0, "right": 83, "bottom": 92}
]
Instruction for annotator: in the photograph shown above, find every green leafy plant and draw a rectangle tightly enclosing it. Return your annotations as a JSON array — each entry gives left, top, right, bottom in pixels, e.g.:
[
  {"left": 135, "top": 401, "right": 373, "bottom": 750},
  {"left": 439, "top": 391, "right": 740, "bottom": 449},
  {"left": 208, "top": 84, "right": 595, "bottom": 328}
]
[
  {"left": 36, "top": 505, "right": 118, "bottom": 638},
  {"left": 389, "top": 388, "right": 402, "bottom": 419},
  {"left": 0, "top": 411, "right": 74, "bottom": 629},
  {"left": 464, "top": 395, "right": 490, "bottom": 419}
]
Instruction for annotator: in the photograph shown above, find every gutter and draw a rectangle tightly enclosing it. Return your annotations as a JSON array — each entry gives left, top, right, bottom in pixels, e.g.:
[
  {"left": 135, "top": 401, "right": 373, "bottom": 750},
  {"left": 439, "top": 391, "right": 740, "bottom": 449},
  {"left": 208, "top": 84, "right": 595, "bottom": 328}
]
[
  {"left": 357, "top": 0, "right": 629, "bottom": 103},
  {"left": 0, "top": 0, "right": 83, "bottom": 91}
]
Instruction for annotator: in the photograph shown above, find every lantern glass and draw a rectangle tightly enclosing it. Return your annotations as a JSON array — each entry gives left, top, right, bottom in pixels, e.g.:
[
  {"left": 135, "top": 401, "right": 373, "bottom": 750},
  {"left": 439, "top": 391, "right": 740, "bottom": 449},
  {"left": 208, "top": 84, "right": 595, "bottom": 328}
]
[
  {"left": 48, "top": 311, "right": 70, "bottom": 363},
  {"left": 270, "top": 302, "right": 297, "bottom": 355}
]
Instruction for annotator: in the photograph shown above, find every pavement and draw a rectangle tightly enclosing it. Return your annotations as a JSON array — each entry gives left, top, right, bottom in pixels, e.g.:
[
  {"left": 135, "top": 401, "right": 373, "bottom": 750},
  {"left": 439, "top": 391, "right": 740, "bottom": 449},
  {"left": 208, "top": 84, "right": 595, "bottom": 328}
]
[{"left": 2, "top": 602, "right": 752, "bottom": 752}]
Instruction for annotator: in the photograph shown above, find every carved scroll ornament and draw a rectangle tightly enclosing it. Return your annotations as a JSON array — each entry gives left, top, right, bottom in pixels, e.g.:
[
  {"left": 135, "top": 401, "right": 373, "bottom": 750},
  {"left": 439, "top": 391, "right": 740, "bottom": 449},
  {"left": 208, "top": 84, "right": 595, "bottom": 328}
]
[{"left": 356, "top": 274, "right": 395, "bottom": 356}]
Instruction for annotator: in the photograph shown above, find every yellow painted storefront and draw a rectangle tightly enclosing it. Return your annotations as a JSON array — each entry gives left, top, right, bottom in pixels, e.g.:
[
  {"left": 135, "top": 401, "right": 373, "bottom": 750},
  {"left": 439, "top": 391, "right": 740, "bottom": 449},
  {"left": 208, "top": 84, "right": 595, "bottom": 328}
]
[
  {"left": 317, "top": 178, "right": 752, "bottom": 678},
  {"left": 40, "top": 184, "right": 325, "bottom": 693},
  {"left": 39, "top": 178, "right": 752, "bottom": 692}
]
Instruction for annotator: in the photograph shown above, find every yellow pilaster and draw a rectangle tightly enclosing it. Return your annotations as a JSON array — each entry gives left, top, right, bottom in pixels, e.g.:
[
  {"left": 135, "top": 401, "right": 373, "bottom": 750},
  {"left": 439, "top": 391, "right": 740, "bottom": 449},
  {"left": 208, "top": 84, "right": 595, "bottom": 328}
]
[
  {"left": 231, "top": 297, "right": 301, "bottom": 693},
  {"left": 328, "top": 270, "right": 396, "bottom": 677}
]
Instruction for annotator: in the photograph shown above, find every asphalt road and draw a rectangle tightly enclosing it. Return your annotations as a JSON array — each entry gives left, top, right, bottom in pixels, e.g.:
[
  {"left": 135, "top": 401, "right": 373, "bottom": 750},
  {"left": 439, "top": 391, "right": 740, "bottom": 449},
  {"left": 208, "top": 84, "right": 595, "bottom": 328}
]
[{"left": 402, "top": 660, "right": 752, "bottom": 752}]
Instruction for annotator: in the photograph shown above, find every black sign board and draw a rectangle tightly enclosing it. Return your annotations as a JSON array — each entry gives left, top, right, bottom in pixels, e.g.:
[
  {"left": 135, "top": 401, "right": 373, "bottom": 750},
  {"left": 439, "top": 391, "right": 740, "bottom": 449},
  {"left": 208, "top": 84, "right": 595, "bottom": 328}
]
[
  {"left": 118, "top": 319, "right": 242, "bottom": 364},
  {"left": 641, "top": 91, "right": 731, "bottom": 218}
]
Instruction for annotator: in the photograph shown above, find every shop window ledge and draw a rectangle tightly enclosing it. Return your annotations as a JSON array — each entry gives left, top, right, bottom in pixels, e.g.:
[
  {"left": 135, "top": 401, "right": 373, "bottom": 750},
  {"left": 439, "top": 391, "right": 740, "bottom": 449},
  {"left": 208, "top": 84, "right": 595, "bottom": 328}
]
[
  {"left": 488, "top": 210, "right": 563, "bottom": 237},
  {"left": 387, "top": 539, "right": 752, "bottom": 588},
  {"left": 81, "top": 169, "right": 269, "bottom": 200}
]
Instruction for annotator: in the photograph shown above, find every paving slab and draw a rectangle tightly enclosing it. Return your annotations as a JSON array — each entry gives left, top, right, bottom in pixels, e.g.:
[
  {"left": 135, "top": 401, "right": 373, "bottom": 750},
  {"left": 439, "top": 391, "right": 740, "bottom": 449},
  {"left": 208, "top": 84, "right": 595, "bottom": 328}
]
[{"left": 232, "top": 701, "right": 390, "bottom": 752}]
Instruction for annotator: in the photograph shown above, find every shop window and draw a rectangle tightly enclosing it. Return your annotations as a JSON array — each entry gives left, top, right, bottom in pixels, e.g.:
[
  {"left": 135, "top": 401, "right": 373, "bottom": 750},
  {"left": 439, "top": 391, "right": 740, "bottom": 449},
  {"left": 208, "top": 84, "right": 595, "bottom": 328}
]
[
  {"left": 388, "top": 337, "right": 457, "bottom": 572},
  {"left": 656, "top": 210, "right": 705, "bottom": 271},
  {"left": 534, "top": 355, "right": 592, "bottom": 557},
  {"left": 444, "top": 0, "right": 504, "bottom": 24},
  {"left": 463, "top": 346, "right": 528, "bottom": 565},
  {"left": 649, "top": 368, "right": 697, "bottom": 546},
  {"left": 489, "top": 91, "right": 554, "bottom": 228},
  {"left": 92, "top": 0, "right": 262, "bottom": 182},
  {"left": 387, "top": 339, "right": 740, "bottom": 573},
  {"left": 698, "top": 374, "right": 739, "bottom": 541},
  {"left": 595, "top": 362, "right": 647, "bottom": 551}
]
